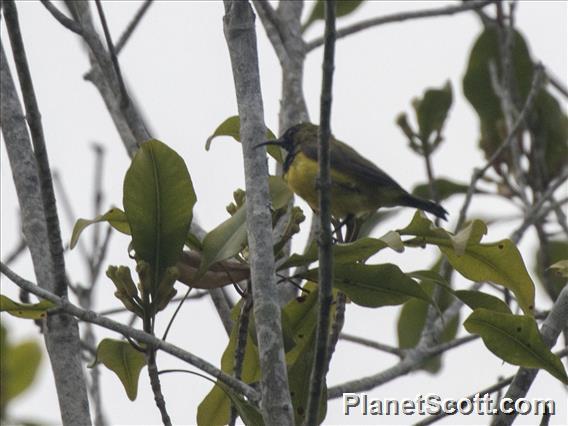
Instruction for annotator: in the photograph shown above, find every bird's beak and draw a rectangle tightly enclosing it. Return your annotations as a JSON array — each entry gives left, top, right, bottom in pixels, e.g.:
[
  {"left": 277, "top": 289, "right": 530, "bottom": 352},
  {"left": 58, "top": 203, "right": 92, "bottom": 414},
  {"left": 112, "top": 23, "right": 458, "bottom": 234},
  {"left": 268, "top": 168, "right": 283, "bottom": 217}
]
[{"left": 255, "top": 138, "right": 283, "bottom": 150}]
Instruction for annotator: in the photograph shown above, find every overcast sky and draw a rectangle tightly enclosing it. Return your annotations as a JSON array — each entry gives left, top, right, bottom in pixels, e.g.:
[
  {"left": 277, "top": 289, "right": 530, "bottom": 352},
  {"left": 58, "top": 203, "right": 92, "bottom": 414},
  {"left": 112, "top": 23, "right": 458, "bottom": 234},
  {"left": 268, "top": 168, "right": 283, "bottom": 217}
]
[{"left": 1, "top": 1, "right": 566, "bottom": 425}]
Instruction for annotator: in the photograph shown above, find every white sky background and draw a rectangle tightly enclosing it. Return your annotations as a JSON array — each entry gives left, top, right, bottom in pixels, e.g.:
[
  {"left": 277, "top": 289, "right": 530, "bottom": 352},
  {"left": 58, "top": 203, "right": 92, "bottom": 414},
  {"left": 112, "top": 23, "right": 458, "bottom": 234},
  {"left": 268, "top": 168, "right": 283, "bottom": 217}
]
[{"left": 0, "top": 1, "right": 566, "bottom": 425}]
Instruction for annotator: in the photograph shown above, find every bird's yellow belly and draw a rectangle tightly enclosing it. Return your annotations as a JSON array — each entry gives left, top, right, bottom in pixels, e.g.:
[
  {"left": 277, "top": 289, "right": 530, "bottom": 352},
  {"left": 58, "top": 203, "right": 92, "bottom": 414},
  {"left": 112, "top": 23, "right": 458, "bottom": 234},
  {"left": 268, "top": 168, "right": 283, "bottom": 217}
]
[{"left": 284, "top": 152, "right": 378, "bottom": 218}]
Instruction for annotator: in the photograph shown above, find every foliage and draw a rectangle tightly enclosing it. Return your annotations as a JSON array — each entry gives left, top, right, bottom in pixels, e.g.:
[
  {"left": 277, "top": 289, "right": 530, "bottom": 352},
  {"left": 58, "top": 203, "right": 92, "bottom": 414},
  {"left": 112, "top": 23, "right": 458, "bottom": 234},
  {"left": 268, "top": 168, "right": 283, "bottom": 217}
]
[
  {"left": 0, "top": 325, "right": 42, "bottom": 420},
  {"left": 90, "top": 339, "right": 147, "bottom": 401}
]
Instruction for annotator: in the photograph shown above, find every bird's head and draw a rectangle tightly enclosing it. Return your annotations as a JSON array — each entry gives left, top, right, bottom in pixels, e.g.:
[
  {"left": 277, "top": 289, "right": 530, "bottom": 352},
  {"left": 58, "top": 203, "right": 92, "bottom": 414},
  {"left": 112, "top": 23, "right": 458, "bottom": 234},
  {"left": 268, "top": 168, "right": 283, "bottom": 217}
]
[{"left": 256, "top": 122, "right": 317, "bottom": 153}]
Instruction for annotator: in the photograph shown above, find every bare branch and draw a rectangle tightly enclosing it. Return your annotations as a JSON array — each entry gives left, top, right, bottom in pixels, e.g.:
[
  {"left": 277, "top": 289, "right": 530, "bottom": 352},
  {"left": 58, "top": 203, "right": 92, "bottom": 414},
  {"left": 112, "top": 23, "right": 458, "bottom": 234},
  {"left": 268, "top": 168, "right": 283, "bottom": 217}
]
[
  {"left": 115, "top": 0, "right": 154, "bottom": 54},
  {"left": 63, "top": 0, "right": 149, "bottom": 156},
  {"left": 327, "top": 284, "right": 480, "bottom": 398},
  {"left": 94, "top": 0, "right": 130, "bottom": 109},
  {"left": 306, "top": 1, "right": 336, "bottom": 422},
  {"left": 0, "top": 34, "right": 91, "bottom": 425},
  {"left": 40, "top": 0, "right": 83, "bottom": 35},
  {"left": 511, "top": 168, "right": 568, "bottom": 243},
  {"left": 340, "top": 332, "right": 404, "bottom": 357},
  {"left": 222, "top": 1, "right": 293, "bottom": 423},
  {"left": 0, "top": 262, "right": 260, "bottom": 404},
  {"left": 306, "top": 0, "right": 494, "bottom": 52}
]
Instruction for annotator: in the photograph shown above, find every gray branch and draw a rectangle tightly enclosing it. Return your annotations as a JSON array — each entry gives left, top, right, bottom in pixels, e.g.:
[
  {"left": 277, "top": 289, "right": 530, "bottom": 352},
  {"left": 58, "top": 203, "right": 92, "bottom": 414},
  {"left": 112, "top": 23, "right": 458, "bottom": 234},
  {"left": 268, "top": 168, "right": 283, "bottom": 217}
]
[
  {"left": 306, "top": 1, "right": 336, "bottom": 423},
  {"left": 0, "top": 262, "right": 260, "bottom": 405},
  {"left": 61, "top": 0, "right": 149, "bottom": 156},
  {"left": 0, "top": 40, "right": 91, "bottom": 425},
  {"left": 306, "top": 0, "right": 494, "bottom": 52},
  {"left": 222, "top": 1, "right": 294, "bottom": 424}
]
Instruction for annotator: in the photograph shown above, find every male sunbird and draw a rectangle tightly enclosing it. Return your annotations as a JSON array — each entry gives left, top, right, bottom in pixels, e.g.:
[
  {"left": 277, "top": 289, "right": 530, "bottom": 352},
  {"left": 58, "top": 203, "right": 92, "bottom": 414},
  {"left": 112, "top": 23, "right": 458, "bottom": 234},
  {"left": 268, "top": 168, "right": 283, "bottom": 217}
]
[{"left": 259, "top": 123, "right": 448, "bottom": 221}]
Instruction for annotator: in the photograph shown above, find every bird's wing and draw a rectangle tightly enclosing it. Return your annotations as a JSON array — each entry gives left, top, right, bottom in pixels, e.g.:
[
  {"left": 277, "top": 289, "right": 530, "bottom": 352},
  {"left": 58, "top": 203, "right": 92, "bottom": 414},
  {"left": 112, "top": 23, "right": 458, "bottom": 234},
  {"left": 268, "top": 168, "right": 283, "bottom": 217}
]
[{"left": 302, "top": 137, "right": 405, "bottom": 191}]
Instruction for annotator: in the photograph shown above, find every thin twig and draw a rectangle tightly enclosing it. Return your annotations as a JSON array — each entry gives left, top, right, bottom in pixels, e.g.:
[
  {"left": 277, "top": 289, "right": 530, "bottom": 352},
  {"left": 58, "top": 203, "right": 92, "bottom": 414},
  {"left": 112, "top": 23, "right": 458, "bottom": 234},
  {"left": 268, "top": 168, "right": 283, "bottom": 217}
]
[
  {"left": 115, "top": 0, "right": 154, "bottom": 54},
  {"left": 162, "top": 286, "right": 193, "bottom": 341},
  {"left": 94, "top": 0, "right": 130, "bottom": 109},
  {"left": 52, "top": 171, "right": 89, "bottom": 258},
  {"left": 306, "top": 0, "right": 494, "bottom": 51},
  {"left": 2, "top": 236, "right": 26, "bottom": 266},
  {"left": 510, "top": 168, "right": 568, "bottom": 243},
  {"left": 340, "top": 333, "right": 404, "bottom": 357},
  {"left": 305, "top": 2, "right": 336, "bottom": 424},
  {"left": 40, "top": 0, "right": 83, "bottom": 35},
  {"left": 91, "top": 143, "right": 105, "bottom": 257},
  {"left": 0, "top": 261, "right": 260, "bottom": 404}
]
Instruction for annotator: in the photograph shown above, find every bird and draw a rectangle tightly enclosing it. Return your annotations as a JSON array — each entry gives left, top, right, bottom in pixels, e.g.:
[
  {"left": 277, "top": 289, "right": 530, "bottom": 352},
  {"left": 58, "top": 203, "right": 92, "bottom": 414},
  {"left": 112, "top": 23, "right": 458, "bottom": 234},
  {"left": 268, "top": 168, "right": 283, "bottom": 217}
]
[{"left": 258, "top": 122, "right": 448, "bottom": 223}]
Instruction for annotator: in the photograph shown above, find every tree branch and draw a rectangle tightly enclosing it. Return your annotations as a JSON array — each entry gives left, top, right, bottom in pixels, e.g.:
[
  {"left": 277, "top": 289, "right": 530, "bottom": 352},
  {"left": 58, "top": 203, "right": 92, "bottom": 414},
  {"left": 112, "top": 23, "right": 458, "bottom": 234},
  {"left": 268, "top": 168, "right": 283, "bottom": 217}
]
[
  {"left": 61, "top": 0, "right": 149, "bottom": 156},
  {"left": 115, "top": 0, "right": 154, "bottom": 54},
  {"left": 0, "top": 35, "right": 91, "bottom": 425},
  {"left": 306, "top": 1, "right": 336, "bottom": 423},
  {"left": 0, "top": 262, "right": 260, "bottom": 404},
  {"left": 339, "top": 333, "right": 404, "bottom": 357},
  {"left": 222, "top": 1, "right": 293, "bottom": 423},
  {"left": 306, "top": 0, "right": 495, "bottom": 52}
]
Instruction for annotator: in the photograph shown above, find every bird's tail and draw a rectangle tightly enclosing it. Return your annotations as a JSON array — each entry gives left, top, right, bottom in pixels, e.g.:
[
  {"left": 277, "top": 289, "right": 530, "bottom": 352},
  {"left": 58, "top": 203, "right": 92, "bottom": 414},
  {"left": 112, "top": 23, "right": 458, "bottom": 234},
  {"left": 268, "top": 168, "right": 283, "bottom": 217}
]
[{"left": 400, "top": 194, "right": 448, "bottom": 221}]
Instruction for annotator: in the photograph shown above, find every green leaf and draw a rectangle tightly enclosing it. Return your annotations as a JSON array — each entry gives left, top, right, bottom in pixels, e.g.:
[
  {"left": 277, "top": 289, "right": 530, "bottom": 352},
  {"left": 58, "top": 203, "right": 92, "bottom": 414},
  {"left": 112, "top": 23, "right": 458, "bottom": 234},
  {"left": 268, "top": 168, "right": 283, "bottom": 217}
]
[
  {"left": 70, "top": 207, "right": 130, "bottom": 249},
  {"left": 464, "top": 309, "right": 568, "bottom": 384},
  {"left": 0, "top": 325, "right": 42, "bottom": 411},
  {"left": 464, "top": 28, "right": 567, "bottom": 183},
  {"left": 357, "top": 210, "right": 398, "bottom": 238},
  {"left": 269, "top": 175, "right": 294, "bottom": 211},
  {"left": 288, "top": 334, "right": 327, "bottom": 425},
  {"left": 303, "top": 0, "right": 365, "bottom": 32},
  {"left": 215, "top": 382, "right": 264, "bottom": 426},
  {"left": 529, "top": 91, "right": 568, "bottom": 183},
  {"left": 198, "top": 176, "right": 292, "bottom": 279},
  {"left": 198, "top": 206, "right": 247, "bottom": 280},
  {"left": 406, "top": 269, "right": 449, "bottom": 287},
  {"left": 400, "top": 212, "right": 535, "bottom": 315},
  {"left": 92, "top": 339, "right": 146, "bottom": 401},
  {"left": 397, "top": 297, "right": 459, "bottom": 373},
  {"left": 454, "top": 290, "right": 512, "bottom": 314},
  {"left": 413, "top": 81, "right": 453, "bottom": 143},
  {"left": 123, "top": 139, "right": 196, "bottom": 290},
  {"left": 198, "top": 285, "right": 323, "bottom": 425},
  {"left": 441, "top": 240, "right": 535, "bottom": 315},
  {"left": 0, "top": 295, "right": 54, "bottom": 319},
  {"left": 205, "top": 115, "right": 281, "bottom": 163},
  {"left": 412, "top": 178, "right": 471, "bottom": 202},
  {"left": 449, "top": 220, "right": 487, "bottom": 255},
  {"left": 398, "top": 210, "right": 449, "bottom": 241},
  {"left": 280, "top": 236, "right": 391, "bottom": 271},
  {"left": 304, "top": 263, "right": 432, "bottom": 308},
  {"left": 463, "top": 28, "right": 534, "bottom": 167}
]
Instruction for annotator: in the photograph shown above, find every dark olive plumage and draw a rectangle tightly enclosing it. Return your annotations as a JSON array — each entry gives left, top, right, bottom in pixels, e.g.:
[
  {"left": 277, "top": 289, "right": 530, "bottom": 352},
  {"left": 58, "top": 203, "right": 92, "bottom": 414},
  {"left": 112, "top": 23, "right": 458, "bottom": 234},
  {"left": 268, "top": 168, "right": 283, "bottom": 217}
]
[{"left": 261, "top": 123, "right": 448, "bottom": 221}]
